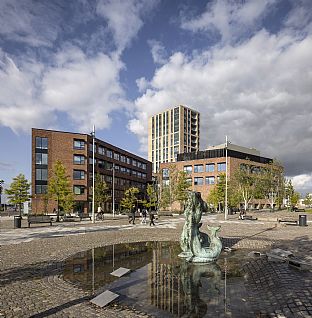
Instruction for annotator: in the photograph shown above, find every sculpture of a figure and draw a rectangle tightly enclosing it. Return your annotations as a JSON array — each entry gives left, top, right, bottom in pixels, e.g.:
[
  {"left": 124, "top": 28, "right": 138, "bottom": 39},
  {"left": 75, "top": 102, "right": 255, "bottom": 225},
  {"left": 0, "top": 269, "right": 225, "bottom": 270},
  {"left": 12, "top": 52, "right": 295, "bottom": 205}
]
[{"left": 178, "top": 191, "right": 222, "bottom": 263}]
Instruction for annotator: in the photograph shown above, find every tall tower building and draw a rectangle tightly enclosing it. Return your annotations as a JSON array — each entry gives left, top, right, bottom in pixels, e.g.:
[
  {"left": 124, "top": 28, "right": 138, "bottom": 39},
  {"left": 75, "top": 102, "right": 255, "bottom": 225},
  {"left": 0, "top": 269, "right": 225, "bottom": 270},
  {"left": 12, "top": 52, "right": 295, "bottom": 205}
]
[{"left": 148, "top": 105, "right": 200, "bottom": 173}]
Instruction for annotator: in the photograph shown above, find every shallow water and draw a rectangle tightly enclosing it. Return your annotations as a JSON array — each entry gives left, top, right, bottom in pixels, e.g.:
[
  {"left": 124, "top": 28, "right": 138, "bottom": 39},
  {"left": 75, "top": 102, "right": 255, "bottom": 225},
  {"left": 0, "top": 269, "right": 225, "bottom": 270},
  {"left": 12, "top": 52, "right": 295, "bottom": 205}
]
[{"left": 63, "top": 241, "right": 260, "bottom": 317}]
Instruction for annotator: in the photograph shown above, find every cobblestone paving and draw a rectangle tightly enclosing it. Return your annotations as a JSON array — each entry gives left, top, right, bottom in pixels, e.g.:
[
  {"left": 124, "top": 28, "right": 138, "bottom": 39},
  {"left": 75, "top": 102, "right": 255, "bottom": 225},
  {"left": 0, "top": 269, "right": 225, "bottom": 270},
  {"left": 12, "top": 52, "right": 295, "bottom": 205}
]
[{"left": 0, "top": 213, "right": 312, "bottom": 317}]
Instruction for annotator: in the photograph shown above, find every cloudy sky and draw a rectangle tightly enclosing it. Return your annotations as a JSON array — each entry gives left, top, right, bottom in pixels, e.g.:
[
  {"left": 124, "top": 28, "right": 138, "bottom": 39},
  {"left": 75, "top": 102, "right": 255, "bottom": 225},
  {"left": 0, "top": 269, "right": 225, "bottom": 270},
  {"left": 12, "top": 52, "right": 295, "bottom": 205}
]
[{"left": 0, "top": 0, "right": 311, "bottom": 194}]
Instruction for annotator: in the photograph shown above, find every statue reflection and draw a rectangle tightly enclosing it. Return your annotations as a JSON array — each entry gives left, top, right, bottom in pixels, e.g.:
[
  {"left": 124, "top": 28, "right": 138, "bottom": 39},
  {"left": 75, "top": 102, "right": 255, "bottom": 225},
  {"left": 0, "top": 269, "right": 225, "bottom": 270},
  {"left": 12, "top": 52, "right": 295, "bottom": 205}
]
[{"left": 179, "top": 261, "right": 222, "bottom": 318}]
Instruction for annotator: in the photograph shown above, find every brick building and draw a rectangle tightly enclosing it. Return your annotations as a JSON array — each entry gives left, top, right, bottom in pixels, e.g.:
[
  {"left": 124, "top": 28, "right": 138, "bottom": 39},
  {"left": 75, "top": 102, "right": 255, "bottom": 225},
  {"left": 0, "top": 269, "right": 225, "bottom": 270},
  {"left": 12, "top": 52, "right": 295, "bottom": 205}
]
[
  {"left": 32, "top": 128, "right": 152, "bottom": 214},
  {"left": 160, "top": 143, "right": 275, "bottom": 210}
]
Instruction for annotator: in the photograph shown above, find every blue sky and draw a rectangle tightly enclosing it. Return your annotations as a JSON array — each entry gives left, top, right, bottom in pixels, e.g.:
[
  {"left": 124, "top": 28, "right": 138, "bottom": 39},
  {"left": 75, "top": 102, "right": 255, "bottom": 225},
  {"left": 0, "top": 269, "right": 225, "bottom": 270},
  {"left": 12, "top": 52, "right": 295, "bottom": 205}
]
[{"left": 0, "top": 0, "right": 312, "bottom": 195}]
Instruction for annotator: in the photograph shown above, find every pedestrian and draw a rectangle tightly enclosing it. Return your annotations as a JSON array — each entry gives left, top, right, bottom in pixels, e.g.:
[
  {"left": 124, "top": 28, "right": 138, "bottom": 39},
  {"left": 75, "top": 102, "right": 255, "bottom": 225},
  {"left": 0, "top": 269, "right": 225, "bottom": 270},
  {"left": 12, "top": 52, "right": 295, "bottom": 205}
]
[
  {"left": 129, "top": 207, "right": 136, "bottom": 224},
  {"left": 141, "top": 208, "right": 147, "bottom": 224},
  {"left": 149, "top": 211, "right": 155, "bottom": 226}
]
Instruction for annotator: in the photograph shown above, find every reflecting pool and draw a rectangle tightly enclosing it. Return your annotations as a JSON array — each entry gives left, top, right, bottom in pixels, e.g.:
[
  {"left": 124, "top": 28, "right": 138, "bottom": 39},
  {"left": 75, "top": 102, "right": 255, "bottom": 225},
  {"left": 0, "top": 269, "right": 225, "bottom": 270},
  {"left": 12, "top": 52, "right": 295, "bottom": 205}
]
[{"left": 63, "top": 241, "right": 256, "bottom": 317}]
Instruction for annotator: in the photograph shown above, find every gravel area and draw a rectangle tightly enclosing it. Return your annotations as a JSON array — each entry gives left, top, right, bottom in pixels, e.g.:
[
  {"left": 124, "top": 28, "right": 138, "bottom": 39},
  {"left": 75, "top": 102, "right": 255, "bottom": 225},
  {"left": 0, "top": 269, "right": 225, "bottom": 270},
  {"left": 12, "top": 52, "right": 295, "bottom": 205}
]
[{"left": 1, "top": 213, "right": 312, "bottom": 317}]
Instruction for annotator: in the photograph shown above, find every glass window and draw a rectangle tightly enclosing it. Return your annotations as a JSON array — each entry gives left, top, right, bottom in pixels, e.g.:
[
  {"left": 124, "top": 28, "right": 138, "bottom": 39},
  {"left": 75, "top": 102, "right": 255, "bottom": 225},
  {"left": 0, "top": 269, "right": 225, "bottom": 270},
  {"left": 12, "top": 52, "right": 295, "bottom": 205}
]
[
  {"left": 89, "top": 157, "right": 97, "bottom": 164},
  {"left": 74, "top": 185, "right": 85, "bottom": 195},
  {"left": 106, "top": 161, "right": 113, "bottom": 170},
  {"left": 183, "top": 166, "right": 192, "bottom": 174},
  {"left": 142, "top": 163, "right": 146, "bottom": 170},
  {"left": 142, "top": 173, "right": 146, "bottom": 179},
  {"left": 98, "top": 160, "right": 104, "bottom": 169},
  {"left": 126, "top": 157, "right": 131, "bottom": 165},
  {"left": 73, "top": 155, "right": 85, "bottom": 165},
  {"left": 36, "top": 168, "right": 47, "bottom": 181},
  {"left": 114, "top": 152, "right": 120, "bottom": 160},
  {"left": 205, "top": 176, "right": 215, "bottom": 185},
  {"left": 98, "top": 146, "right": 105, "bottom": 155},
  {"left": 106, "top": 149, "right": 113, "bottom": 158},
  {"left": 132, "top": 159, "right": 137, "bottom": 167},
  {"left": 105, "top": 175, "right": 112, "bottom": 183},
  {"left": 73, "top": 139, "right": 85, "bottom": 150},
  {"left": 35, "top": 137, "right": 48, "bottom": 149},
  {"left": 132, "top": 170, "right": 137, "bottom": 177},
  {"left": 35, "top": 185, "right": 47, "bottom": 194},
  {"left": 73, "top": 170, "right": 85, "bottom": 180},
  {"left": 206, "top": 164, "right": 215, "bottom": 172},
  {"left": 36, "top": 153, "right": 48, "bottom": 165},
  {"left": 162, "top": 168, "right": 169, "bottom": 178},
  {"left": 194, "top": 164, "right": 204, "bottom": 173},
  {"left": 186, "top": 178, "right": 192, "bottom": 184},
  {"left": 194, "top": 177, "right": 203, "bottom": 185},
  {"left": 137, "top": 172, "right": 142, "bottom": 178},
  {"left": 217, "top": 162, "right": 226, "bottom": 172},
  {"left": 120, "top": 155, "right": 126, "bottom": 163}
]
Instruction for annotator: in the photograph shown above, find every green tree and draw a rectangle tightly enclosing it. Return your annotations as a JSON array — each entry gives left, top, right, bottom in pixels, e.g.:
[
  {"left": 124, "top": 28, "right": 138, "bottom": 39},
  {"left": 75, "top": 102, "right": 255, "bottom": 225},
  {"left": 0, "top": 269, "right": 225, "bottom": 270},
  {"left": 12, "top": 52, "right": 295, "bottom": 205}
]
[
  {"left": 91, "top": 173, "right": 111, "bottom": 210},
  {"left": 142, "top": 184, "right": 158, "bottom": 212},
  {"left": 260, "top": 160, "right": 284, "bottom": 210},
  {"left": 159, "top": 184, "right": 170, "bottom": 210},
  {"left": 175, "top": 171, "right": 191, "bottom": 211},
  {"left": 284, "top": 179, "right": 295, "bottom": 210},
  {"left": 120, "top": 187, "right": 140, "bottom": 212},
  {"left": 303, "top": 193, "right": 312, "bottom": 208},
  {"left": 48, "top": 160, "right": 73, "bottom": 221},
  {"left": 206, "top": 174, "right": 226, "bottom": 212},
  {"left": 231, "top": 164, "right": 262, "bottom": 211},
  {"left": 291, "top": 192, "right": 301, "bottom": 208},
  {"left": 5, "top": 174, "right": 31, "bottom": 216}
]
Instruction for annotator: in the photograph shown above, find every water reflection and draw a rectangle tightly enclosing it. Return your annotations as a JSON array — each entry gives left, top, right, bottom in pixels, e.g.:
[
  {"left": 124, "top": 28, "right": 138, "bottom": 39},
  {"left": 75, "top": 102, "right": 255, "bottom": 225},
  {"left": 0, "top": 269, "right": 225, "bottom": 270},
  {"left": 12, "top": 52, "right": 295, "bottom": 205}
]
[{"left": 63, "top": 242, "right": 249, "bottom": 317}]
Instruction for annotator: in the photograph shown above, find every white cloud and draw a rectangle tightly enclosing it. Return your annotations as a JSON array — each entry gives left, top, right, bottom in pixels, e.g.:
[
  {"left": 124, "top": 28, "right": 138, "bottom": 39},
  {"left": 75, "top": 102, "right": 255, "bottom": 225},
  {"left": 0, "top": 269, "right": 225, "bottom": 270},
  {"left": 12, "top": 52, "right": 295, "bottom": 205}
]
[
  {"left": 96, "top": 0, "right": 159, "bottom": 53},
  {"left": 148, "top": 40, "right": 167, "bottom": 64},
  {"left": 0, "top": 47, "right": 129, "bottom": 133},
  {"left": 290, "top": 174, "right": 312, "bottom": 194},
  {"left": 136, "top": 77, "right": 149, "bottom": 92},
  {"left": 181, "top": 0, "right": 277, "bottom": 43},
  {"left": 129, "top": 30, "right": 312, "bottom": 179}
]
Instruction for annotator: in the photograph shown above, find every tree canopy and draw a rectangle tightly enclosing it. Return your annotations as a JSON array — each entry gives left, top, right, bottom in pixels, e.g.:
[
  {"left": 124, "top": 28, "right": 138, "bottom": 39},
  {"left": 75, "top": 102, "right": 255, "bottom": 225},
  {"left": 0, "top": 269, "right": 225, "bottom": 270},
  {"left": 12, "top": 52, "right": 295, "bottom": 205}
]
[
  {"left": 120, "top": 187, "right": 140, "bottom": 212},
  {"left": 5, "top": 174, "right": 31, "bottom": 216}
]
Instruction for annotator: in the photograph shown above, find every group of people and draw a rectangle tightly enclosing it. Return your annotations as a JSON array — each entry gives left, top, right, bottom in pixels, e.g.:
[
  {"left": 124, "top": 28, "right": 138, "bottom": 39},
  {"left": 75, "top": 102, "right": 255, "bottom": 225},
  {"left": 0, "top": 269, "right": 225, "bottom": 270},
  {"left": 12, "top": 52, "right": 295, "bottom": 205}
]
[{"left": 128, "top": 208, "right": 156, "bottom": 226}]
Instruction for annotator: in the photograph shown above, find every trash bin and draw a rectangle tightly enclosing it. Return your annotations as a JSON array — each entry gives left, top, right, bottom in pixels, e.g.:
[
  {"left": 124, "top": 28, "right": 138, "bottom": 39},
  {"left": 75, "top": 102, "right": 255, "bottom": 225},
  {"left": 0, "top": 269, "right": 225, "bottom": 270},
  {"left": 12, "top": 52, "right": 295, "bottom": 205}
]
[
  {"left": 299, "top": 214, "right": 307, "bottom": 226},
  {"left": 14, "top": 216, "right": 22, "bottom": 228}
]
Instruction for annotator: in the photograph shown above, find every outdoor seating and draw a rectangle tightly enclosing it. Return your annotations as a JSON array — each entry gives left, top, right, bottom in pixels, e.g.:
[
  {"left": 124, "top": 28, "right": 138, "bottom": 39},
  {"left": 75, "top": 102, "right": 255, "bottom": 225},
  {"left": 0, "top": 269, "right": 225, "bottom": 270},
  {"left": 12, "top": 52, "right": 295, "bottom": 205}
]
[
  {"left": 28, "top": 215, "right": 52, "bottom": 227},
  {"left": 278, "top": 218, "right": 298, "bottom": 225}
]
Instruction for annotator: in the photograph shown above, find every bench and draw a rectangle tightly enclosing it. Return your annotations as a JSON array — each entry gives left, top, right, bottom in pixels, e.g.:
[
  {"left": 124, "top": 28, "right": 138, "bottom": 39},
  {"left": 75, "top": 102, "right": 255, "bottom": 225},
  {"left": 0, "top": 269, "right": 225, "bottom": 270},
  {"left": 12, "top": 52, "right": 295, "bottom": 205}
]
[
  {"left": 28, "top": 215, "right": 52, "bottom": 227},
  {"left": 78, "top": 214, "right": 91, "bottom": 221},
  {"left": 239, "top": 215, "right": 258, "bottom": 221},
  {"left": 294, "top": 208, "right": 305, "bottom": 212},
  {"left": 278, "top": 218, "right": 298, "bottom": 225}
]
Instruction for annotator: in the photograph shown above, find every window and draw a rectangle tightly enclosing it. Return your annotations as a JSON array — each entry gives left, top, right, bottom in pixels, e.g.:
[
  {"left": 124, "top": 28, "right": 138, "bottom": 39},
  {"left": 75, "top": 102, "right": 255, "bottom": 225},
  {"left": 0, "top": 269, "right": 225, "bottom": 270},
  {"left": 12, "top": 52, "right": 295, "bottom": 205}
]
[
  {"left": 132, "top": 159, "right": 137, "bottom": 167},
  {"left": 132, "top": 170, "right": 137, "bottom": 177},
  {"left": 73, "top": 170, "right": 85, "bottom": 180},
  {"left": 137, "top": 172, "right": 142, "bottom": 178},
  {"left": 73, "top": 139, "right": 85, "bottom": 150},
  {"left": 217, "top": 162, "right": 226, "bottom": 172},
  {"left": 126, "top": 157, "right": 131, "bottom": 165},
  {"left": 74, "top": 185, "right": 85, "bottom": 195},
  {"left": 106, "top": 161, "right": 113, "bottom": 170},
  {"left": 98, "top": 160, "right": 104, "bottom": 169},
  {"left": 120, "top": 155, "right": 126, "bottom": 163},
  {"left": 142, "top": 173, "right": 146, "bottom": 179},
  {"left": 89, "top": 157, "right": 97, "bottom": 164},
  {"left": 120, "top": 166, "right": 126, "bottom": 173},
  {"left": 206, "top": 164, "right": 215, "bottom": 172},
  {"left": 98, "top": 146, "right": 105, "bottom": 155},
  {"left": 186, "top": 178, "right": 192, "bottom": 184},
  {"left": 114, "top": 152, "right": 120, "bottom": 160},
  {"left": 105, "top": 175, "right": 112, "bottom": 183},
  {"left": 35, "top": 185, "right": 47, "bottom": 194},
  {"left": 142, "top": 163, "right": 146, "bottom": 170},
  {"left": 194, "top": 177, "right": 203, "bottom": 185},
  {"left": 35, "top": 137, "right": 48, "bottom": 149},
  {"left": 74, "top": 155, "right": 85, "bottom": 165},
  {"left": 106, "top": 149, "right": 113, "bottom": 158},
  {"left": 205, "top": 176, "right": 215, "bottom": 185},
  {"left": 162, "top": 168, "right": 169, "bottom": 178},
  {"left": 194, "top": 164, "right": 204, "bottom": 173},
  {"left": 36, "top": 153, "right": 48, "bottom": 165},
  {"left": 183, "top": 166, "right": 192, "bottom": 174},
  {"left": 137, "top": 161, "right": 142, "bottom": 169},
  {"left": 36, "top": 168, "right": 48, "bottom": 181}
]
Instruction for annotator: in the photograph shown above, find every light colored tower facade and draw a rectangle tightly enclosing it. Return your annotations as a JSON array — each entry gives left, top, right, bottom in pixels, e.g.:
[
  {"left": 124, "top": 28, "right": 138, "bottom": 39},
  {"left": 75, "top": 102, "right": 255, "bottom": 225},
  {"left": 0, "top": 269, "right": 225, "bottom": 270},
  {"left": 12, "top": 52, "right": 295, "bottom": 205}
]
[{"left": 148, "top": 105, "right": 200, "bottom": 173}]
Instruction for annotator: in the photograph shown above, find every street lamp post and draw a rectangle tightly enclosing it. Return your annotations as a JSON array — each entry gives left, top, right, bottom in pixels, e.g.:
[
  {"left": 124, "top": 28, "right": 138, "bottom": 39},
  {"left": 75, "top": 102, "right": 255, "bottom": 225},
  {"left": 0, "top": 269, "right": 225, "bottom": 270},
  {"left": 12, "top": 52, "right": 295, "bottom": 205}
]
[
  {"left": 92, "top": 125, "right": 95, "bottom": 224},
  {"left": 225, "top": 135, "right": 228, "bottom": 221},
  {"left": 112, "top": 163, "right": 115, "bottom": 219}
]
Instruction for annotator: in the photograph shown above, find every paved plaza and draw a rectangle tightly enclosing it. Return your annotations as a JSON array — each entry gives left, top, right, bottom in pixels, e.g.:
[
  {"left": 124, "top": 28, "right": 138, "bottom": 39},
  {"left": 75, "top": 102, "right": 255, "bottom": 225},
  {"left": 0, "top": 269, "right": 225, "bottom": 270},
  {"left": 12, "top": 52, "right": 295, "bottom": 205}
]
[{"left": 0, "top": 212, "right": 312, "bottom": 317}]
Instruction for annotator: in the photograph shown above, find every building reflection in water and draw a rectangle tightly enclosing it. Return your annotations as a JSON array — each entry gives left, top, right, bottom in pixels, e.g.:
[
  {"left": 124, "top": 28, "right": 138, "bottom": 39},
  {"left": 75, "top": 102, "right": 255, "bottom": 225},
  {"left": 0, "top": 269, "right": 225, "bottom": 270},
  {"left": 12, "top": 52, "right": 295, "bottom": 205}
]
[{"left": 63, "top": 241, "right": 246, "bottom": 317}]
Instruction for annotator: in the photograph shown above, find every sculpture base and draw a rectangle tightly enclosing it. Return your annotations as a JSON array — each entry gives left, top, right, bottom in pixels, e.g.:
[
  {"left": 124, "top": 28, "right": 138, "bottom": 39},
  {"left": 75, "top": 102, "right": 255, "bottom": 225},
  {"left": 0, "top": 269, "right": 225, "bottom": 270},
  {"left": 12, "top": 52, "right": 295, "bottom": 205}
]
[{"left": 190, "top": 256, "right": 218, "bottom": 263}]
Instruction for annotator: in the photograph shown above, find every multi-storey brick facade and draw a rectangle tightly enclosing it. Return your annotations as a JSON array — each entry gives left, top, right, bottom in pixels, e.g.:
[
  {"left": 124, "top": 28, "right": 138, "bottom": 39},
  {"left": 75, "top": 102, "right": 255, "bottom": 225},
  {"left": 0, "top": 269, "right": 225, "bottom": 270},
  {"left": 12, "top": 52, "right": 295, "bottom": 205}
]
[
  {"left": 32, "top": 128, "right": 152, "bottom": 214},
  {"left": 160, "top": 143, "right": 276, "bottom": 210}
]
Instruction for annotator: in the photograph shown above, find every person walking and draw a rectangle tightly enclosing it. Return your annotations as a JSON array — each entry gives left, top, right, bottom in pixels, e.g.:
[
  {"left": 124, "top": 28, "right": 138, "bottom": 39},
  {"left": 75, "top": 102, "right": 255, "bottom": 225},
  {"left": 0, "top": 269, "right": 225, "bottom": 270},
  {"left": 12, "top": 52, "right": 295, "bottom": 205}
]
[
  {"left": 129, "top": 207, "right": 136, "bottom": 224},
  {"left": 149, "top": 211, "right": 155, "bottom": 226},
  {"left": 141, "top": 208, "right": 147, "bottom": 224}
]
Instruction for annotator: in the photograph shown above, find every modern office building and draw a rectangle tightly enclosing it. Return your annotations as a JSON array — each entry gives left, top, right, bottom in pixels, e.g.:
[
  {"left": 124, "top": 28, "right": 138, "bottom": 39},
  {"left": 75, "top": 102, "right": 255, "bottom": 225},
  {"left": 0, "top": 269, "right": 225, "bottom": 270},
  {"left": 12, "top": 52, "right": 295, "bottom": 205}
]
[
  {"left": 148, "top": 105, "right": 200, "bottom": 173},
  {"left": 160, "top": 143, "right": 277, "bottom": 210},
  {"left": 32, "top": 128, "right": 152, "bottom": 214}
]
